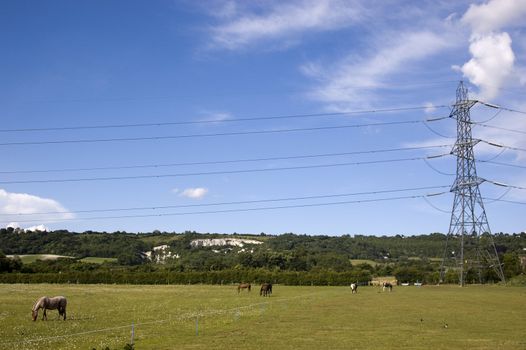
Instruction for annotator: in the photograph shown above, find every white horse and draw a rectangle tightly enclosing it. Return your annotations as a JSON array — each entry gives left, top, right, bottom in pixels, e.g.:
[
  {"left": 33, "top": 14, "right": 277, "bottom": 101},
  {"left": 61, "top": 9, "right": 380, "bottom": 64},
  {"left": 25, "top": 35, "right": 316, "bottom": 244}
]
[
  {"left": 32, "top": 296, "right": 67, "bottom": 321},
  {"left": 350, "top": 283, "right": 358, "bottom": 294}
]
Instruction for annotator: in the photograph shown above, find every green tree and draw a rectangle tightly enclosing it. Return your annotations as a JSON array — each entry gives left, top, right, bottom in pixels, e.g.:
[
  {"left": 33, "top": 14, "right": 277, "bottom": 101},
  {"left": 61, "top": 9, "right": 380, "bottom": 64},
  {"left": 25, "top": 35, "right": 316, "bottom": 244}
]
[{"left": 502, "top": 252, "right": 521, "bottom": 279}]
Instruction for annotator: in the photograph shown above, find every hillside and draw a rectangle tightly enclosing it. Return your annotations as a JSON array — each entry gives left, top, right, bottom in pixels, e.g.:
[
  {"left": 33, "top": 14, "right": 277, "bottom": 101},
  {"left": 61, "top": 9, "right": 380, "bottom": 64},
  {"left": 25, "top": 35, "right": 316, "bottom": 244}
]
[{"left": 1, "top": 228, "right": 524, "bottom": 271}]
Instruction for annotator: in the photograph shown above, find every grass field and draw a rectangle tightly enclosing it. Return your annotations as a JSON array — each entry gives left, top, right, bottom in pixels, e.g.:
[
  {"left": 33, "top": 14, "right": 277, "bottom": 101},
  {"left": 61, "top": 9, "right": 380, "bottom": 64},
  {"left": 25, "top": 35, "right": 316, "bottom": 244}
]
[
  {"left": 349, "top": 259, "right": 378, "bottom": 266},
  {"left": 6, "top": 255, "right": 116, "bottom": 264},
  {"left": 79, "top": 257, "right": 118, "bottom": 264},
  {"left": 0, "top": 284, "right": 524, "bottom": 350},
  {"left": 6, "top": 255, "right": 73, "bottom": 264}
]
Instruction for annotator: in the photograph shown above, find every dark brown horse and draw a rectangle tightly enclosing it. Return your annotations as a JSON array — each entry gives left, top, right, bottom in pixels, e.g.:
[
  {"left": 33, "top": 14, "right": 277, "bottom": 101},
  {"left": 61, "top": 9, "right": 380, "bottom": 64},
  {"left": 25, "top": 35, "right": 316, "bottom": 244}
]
[
  {"left": 237, "top": 283, "right": 251, "bottom": 293},
  {"left": 260, "top": 283, "right": 272, "bottom": 297},
  {"left": 32, "top": 296, "right": 67, "bottom": 321}
]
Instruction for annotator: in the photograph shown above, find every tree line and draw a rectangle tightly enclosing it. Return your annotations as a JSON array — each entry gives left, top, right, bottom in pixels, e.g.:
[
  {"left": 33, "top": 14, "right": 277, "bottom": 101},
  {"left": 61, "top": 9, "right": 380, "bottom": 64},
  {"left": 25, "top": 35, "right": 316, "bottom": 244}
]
[{"left": 1, "top": 228, "right": 524, "bottom": 284}]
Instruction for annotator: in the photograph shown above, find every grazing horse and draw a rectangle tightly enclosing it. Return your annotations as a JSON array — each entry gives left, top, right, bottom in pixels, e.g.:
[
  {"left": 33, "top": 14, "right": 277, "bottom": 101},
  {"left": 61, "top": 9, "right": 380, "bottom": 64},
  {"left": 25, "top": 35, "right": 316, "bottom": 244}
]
[
  {"left": 382, "top": 282, "right": 393, "bottom": 292},
  {"left": 32, "top": 296, "right": 67, "bottom": 321},
  {"left": 260, "top": 283, "right": 272, "bottom": 297},
  {"left": 237, "top": 283, "right": 251, "bottom": 293},
  {"left": 350, "top": 283, "right": 358, "bottom": 294}
]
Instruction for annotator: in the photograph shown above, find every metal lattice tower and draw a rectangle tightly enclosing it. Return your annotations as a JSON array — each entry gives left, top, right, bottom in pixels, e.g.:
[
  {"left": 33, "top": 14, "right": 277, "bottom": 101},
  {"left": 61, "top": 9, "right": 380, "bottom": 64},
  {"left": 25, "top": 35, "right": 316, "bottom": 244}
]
[{"left": 440, "top": 81, "right": 505, "bottom": 286}]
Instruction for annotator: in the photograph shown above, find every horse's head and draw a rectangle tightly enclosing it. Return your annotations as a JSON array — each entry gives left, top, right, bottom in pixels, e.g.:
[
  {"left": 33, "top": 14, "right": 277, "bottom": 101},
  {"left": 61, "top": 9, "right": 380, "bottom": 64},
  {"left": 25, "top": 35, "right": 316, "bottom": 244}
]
[{"left": 32, "top": 309, "right": 38, "bottom": 321}]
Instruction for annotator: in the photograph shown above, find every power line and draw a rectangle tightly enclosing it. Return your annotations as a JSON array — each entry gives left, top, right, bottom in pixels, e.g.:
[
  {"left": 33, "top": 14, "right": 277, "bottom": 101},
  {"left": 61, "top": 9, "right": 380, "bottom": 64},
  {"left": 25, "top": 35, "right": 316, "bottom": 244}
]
[
  {"left": 483, "top": 188, "right": 511, "bottom": 204},
  {"left": 0, "top": 144, "right": 452, "bottom": 175},
  {"left": 478, "top": 148, "right": 506, "bottom": 162},
  {"left": 479, "top": 140, "right": 526, "bottom": 153},
  {"left": 422, "top": 121, "right": 455, "bottom": 139},
  {"left": 0, "top": 105, "right": 449, "bottom": 133},
  {"left": 6, "top": 192, "right": 448, "bottom": 224},
  {"left": 472, "top": 109, "right": 502, "bottom": 124},
  {"left": 484, "top": 179, "right": 526, "bottom": 191},
  {"left": 472, "top": 122, "right": 526, "bottom": 135},
  {"left": 483, "top": 197, "right": 526, "bottom": 205},
  {"left": 477, "top": 159, "right": 526, "bottom": 169},
  {"left": 422, "top": 195, "right": 451, "bottom": 213},
  {"left": 1, "top": 185, "right": 450, "bottom": 216},
  {"left": 0, "top": 120, "right": 424, "bottom": 147},
  {"left": 0, "top": 156, "right": 429, "bottom": 184},
  {"left": 497, "top": 106, "right": 526, "bottom": 115},
  {"left": 423, "top": 157, "right": 455, "bottom": 176}
]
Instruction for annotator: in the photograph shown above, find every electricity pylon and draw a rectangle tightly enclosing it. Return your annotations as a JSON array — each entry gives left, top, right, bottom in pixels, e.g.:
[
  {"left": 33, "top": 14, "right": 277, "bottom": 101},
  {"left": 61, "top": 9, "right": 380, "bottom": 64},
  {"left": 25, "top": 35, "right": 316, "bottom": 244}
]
[{"left": 440, "top": 81, "right": 505, "bottom": 286}]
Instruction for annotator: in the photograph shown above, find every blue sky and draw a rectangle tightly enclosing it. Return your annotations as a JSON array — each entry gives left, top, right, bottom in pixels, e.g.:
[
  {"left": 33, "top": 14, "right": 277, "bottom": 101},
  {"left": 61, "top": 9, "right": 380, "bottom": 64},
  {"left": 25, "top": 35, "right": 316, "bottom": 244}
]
[{"left": 0, "top": 0, "right": 525, "bottom": 235}]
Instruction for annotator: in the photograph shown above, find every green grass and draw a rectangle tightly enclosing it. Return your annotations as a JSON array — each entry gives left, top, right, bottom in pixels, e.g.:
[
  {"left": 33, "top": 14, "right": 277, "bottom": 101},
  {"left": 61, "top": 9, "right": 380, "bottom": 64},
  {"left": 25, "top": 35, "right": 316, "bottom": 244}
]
[
  {"left": 6, "top": 255, "right": 116, "bottom": 265},
  {"left": 79, "top": 257, "right": 118, "bottom": 264},
  {"left": 350, "top": 259, "right": 378, "bottom": 266},
  {"left": 0, "top": 284, "right": 524, "bottom": 350},
  {"left": 6, "top": 255, "right": 73, "bottom": 264}
]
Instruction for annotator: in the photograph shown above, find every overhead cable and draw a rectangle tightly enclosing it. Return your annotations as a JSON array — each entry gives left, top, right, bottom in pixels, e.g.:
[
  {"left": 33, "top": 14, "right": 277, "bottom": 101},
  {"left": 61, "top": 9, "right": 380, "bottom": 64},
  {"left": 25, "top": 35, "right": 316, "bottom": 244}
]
[
  {"left": 0, "top": 120, "right": 424, "bottom": 147},
  {"left": 423, "top": 157, "right": 455, "bottom": 176},
  {"left": 477, "top": 159, "right": 526, "bottom": 169},
  {"left": 2, "top": 185, "right": 450, "bottom": 216},
  {"left": 6, "top": 192, "right": 449, "bottom": 224},
  {"left": 0, "top": 156, "right": 429, "bottom": 184},
  {"left": 472, "top": 122, "right": 526, "bottom": 135},
  {"left": 0, "top": 144, "right": 452, "bottom": 175},
  {"left": 496, "top": 106, "right": 526, "bottom": 115},
  {"left": 483, "top": 197, "right": 526, "bottom": 205},
  {"left": 0, "top": 105, "right": 449, "bottom": 133},
  {"left": 484, "top": 179, "right": 526, "bottom": 190},
  {"left": 479, "top": 140, "right": 526, "bottom": 153},
  {"left": 422, "top": 196, "right": 450, "bottom": 213}
]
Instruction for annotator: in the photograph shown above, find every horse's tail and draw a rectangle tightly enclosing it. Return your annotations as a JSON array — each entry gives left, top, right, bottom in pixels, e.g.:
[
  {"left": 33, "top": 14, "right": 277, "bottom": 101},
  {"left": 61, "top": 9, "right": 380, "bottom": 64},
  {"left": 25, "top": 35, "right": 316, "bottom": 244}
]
[{"left": 248, "top": 284, "right": 251, "bottom": 292}]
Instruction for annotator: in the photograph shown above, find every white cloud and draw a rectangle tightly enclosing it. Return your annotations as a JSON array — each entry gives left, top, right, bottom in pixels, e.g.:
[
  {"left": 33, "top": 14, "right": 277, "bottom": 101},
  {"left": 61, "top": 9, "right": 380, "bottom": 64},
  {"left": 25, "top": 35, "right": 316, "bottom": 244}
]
[
  {"left": 460, "top": 32, "right": 515, "bottom": 100},
  {"left": 303, "top": 30, "right": 453, "bottom": 109},
  {"left": 180, "top": 187, "right": 209, "bottom": 199},
  {"left": 210, "top": 0, "right": 363, "bottom": 50},
  {"left": 462, "top": 0, "right": 526, "bottom": 34},
  {"left": 0, "top": 189, "right": 74, "bottom": 225},
  {"left": 459, "top": 0, "right": 526, "bottom": 100}
]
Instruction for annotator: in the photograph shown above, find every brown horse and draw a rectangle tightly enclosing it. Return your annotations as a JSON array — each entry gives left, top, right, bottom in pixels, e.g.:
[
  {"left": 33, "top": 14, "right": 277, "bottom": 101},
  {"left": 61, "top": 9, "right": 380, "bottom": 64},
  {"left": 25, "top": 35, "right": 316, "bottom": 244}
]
[
  {"left": 32, "top": 296, "right": 67, "bottom": 321},
  {"left": 237, "top": 283, "right": 251, "bottom": 293},
  {"left": 260, "top": 283, "right": 272, "bottom": 297}
]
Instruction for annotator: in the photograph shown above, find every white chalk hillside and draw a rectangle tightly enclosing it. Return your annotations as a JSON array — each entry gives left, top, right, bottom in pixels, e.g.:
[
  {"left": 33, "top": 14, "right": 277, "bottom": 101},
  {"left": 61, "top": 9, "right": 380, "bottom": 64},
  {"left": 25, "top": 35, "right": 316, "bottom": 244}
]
[
  {"left": 143, "top": 238, "right": 263, "bottom": 264},
  {"left": 190, "top": 238, "right": 263, "bottom": 248},
  {"left": 143, "top": 245, "right": 179, "bottom": 263}
]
